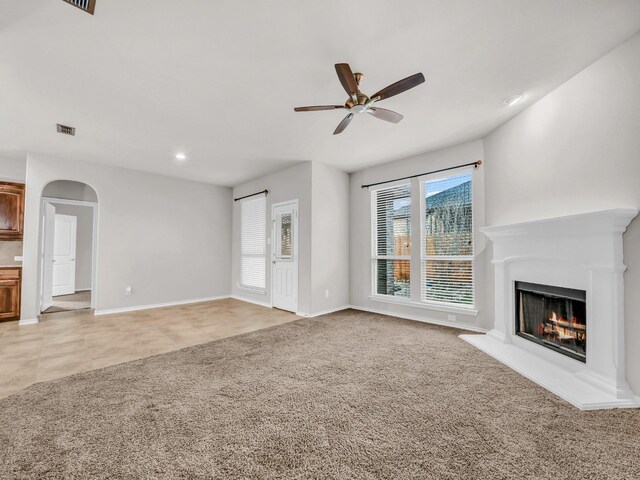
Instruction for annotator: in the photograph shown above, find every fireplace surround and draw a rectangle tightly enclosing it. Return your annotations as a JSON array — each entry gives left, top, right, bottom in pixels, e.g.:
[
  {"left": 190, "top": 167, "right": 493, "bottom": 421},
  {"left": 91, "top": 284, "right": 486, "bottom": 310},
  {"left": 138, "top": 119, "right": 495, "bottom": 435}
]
[{"left": 461, "top": 209, "right": 640, "bottom": 409}]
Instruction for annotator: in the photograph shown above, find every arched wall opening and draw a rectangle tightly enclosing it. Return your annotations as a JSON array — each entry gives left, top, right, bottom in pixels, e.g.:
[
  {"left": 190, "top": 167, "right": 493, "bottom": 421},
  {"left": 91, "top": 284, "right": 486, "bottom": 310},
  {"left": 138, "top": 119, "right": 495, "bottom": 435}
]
[
  {"left": 42, "top": 180, "right": 98, "bottom": 203},
  {"left": 39, "top": 180, "right": 99, "bottom": 315}
]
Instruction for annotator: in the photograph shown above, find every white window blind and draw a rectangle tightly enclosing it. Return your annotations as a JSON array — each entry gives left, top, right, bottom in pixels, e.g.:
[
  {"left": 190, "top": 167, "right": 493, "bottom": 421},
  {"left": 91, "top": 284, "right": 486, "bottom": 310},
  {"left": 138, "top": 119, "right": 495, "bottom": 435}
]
[
  {"left": 372, "top": 183, "right": 411, "bottom": 298},
  {"left": 421, "top": 172, "right": 474, "bottom": 306},
  {"left": 240, "top": 196, "right": 266, "bottom": 291}
]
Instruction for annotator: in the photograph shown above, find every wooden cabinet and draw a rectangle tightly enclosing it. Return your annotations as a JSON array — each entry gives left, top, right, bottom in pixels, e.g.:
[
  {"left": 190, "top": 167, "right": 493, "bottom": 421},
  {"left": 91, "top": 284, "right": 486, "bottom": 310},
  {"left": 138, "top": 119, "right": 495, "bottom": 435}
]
[
  {"left": 0, "top": 267, "right": 21, "bottom": 321},
  {"left": 0, "top": 182, "right": 25, "bottom": 240}
]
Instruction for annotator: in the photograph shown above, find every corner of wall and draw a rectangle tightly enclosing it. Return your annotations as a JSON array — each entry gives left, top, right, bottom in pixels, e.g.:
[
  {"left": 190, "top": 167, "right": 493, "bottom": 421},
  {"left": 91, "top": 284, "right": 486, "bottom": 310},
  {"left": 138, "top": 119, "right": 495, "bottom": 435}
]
[{"left": 309, "top": 162, "right": 350, "bottom": 315}]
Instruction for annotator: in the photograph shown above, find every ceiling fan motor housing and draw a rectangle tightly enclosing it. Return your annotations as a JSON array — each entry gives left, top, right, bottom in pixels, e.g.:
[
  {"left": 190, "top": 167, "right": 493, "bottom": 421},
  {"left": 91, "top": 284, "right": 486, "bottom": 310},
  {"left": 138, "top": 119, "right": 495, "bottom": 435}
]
[{"left": 346, "top": 94, "right": 371, "bottom": 110}]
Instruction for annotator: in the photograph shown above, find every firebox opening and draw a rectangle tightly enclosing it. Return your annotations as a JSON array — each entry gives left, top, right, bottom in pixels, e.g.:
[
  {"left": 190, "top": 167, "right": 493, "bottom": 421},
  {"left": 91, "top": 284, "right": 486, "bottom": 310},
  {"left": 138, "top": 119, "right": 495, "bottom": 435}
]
[{"left": 515, "top": 281, "right": 587, "bottom": 363}]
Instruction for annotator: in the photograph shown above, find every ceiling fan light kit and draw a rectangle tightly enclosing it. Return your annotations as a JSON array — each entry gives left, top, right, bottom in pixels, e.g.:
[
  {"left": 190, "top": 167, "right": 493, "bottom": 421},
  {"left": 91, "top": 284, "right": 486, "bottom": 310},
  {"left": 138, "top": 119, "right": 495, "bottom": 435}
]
[{"left": 294, "top": 63, "right": 425, "bottom": 135}]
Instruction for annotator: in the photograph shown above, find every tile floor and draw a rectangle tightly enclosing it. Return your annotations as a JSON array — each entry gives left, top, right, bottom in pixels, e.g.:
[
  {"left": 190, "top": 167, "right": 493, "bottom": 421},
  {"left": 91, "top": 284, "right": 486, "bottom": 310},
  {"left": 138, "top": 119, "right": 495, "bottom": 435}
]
[
  {"left": 43, "top": 290, "right": 92, "bottom": 314},
  {"left": 0, "top": 298, "right": 300, "bottom": 399}
]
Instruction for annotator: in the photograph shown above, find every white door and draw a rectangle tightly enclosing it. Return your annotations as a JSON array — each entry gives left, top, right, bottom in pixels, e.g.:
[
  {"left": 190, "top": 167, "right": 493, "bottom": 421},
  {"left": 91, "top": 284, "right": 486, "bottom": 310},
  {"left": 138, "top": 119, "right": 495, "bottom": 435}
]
[
  {"left": 52, "top": 214, "right": 77, "bottom": 297},
  {"left": 272, "top": 202, "right": 298, "bottom": 312},
  {"left": 41, "top": 203, "right": 56, "bottom": 310}
]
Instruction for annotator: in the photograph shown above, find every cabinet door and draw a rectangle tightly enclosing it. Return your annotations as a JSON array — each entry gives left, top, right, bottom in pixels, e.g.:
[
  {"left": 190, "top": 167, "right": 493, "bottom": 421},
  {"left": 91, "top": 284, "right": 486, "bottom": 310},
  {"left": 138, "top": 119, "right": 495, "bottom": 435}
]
[
  {"left": 0, "top": 182, "right": 25, "bottom": 240},
  {"left": 0, "top": 278, "right": 20, "bottom": 321}
]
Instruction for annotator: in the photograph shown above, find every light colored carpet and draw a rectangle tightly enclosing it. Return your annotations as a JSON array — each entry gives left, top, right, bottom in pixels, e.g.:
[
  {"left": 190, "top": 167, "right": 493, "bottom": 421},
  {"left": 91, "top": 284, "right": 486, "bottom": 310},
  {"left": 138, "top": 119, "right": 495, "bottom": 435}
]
[
  {"left": 0, "top": 309, "right": 639, "bottom": 479},
  {"left": 43, "top": 290, "right": 91, "bottom": 314}
]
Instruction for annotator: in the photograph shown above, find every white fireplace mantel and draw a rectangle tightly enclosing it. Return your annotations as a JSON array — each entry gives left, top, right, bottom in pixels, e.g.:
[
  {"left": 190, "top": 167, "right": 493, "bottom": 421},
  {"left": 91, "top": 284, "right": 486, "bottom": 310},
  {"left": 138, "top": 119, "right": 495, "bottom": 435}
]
[{"left": 461, "top": 208, "right": 640, "bottom": 410}]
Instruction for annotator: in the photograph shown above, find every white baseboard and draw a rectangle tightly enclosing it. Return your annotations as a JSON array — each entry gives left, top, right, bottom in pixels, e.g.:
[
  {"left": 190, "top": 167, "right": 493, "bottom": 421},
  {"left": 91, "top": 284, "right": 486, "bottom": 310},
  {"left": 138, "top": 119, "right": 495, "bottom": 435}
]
[
  {"left": 18, "top": 318, "right": 38, "bottom": 326},
  {"left": 229, "top": 294, "right": 272, "bottom": 308},
  {"left": 348, "top": 304, "right": 488, "bottom": 333},
  {"left": 94, "top": 295, "right": 231, "bottom": 316},
  {"left": 299, "top": 305, "right": 352, "bottom": 318}
]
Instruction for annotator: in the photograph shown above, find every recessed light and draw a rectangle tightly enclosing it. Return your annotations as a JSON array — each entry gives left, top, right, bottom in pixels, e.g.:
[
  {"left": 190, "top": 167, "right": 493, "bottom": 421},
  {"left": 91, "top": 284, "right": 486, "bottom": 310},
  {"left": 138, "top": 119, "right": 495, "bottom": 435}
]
[
  {"left": 175, "top": 153, "right": 187, "bottom": 161},
  {"left": 503, "top": 94, "right": 524, "bottom": 106}
]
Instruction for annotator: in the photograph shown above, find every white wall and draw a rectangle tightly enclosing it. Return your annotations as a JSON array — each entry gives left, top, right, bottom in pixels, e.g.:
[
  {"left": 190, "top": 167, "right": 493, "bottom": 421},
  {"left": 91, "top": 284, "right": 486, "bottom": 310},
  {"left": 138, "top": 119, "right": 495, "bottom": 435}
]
[
  {"left": 231, "top": 162, "right": 313, "bottom": 314},
  {"left": 0, "top": 157, "right": 26, "bottom": 182},
  {"left": 22, "top": 154, "right": 232, "bottom": 319},
  {"left": 311, "top": 162, "right": 350, "bottom": 314},
  {"left": 231, "top": 161, "right": 350, "bottom": 316},
  {"left": 483, "top": 33, "right": 640, "bottom": 394},
  {"left": 349, "top": 139, "right": 488, "bottom": 331},
  {"left": 51, "top": 203, "right": 93, "bottom": 291}
]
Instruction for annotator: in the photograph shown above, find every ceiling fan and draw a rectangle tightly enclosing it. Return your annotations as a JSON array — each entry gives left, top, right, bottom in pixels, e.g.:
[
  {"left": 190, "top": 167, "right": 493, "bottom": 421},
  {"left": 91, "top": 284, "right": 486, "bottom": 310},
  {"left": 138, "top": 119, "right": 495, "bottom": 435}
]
[{"left": 294, "top": 63, "right": 425, "bottom": 135}]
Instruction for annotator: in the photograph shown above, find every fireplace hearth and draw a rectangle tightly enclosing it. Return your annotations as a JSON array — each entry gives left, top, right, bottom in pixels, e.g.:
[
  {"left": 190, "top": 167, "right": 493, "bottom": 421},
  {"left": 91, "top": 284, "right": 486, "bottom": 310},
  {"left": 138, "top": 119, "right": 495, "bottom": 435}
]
[{"left": 515, "top": 282, "right": 586, "bottom": 362}]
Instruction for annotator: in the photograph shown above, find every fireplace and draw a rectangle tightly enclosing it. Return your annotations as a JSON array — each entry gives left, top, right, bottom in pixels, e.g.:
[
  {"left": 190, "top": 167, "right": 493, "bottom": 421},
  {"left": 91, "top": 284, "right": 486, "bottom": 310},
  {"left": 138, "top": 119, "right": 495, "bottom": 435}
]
[
  {"left": 515, "top": 281, "right": 587, "bottom": 363},
  {"left": 461, "top": 209, "right": 639, "bottom": 409}
]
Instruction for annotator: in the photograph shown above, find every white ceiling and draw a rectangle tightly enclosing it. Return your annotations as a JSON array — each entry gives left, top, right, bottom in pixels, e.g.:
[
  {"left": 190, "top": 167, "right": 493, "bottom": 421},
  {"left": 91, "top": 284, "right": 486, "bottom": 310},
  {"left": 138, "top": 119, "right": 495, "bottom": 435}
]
[{"left": 1, "top": 1, "right": 639, "bottom": 186}]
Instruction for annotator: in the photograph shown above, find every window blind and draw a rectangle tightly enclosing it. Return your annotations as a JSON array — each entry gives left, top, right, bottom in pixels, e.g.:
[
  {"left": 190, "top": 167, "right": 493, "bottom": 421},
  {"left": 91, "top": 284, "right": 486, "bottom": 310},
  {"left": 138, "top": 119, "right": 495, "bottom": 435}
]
[
  {"left": 240, "top": 196, "right": 266, "bottom": 291},
  {"left": 421, "top": 172, "right": 473, "bottom": 306},
  {"left": 372, "top": 183, "right": 411, "bottom": 298}
]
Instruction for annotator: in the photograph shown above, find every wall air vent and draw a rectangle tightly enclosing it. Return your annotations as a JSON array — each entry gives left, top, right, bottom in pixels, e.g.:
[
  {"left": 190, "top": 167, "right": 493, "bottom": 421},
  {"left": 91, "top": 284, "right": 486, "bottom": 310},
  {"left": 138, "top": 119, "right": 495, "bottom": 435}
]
[
  {"left": 57, "top": 124, "right": 76, "bottom": 136},
  {"left": 62, "top": 0, "right": 96, "bottom": 15}
]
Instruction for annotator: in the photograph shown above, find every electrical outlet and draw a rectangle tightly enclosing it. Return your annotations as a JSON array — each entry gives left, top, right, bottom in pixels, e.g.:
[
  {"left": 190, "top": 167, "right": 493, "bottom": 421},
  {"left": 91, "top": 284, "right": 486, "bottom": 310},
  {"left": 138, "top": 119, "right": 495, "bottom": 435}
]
[
  {"left": 448, "top": 314, "right": 456, "bottom": 322},
  {"left": 125, "top": 286, "right": 132, "bottom": 296},
  {"left": 325, "top": 289, "right": 329, "bottom": 298}
]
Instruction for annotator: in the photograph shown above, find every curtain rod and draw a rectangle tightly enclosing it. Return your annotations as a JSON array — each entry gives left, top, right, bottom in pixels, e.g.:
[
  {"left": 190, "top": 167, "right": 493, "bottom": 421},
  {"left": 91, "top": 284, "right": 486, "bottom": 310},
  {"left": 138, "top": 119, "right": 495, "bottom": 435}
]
[
  {"left": 234, "top": 189, "right": 269, "bottom": 202},
  {"left": 361, "top": 160, "right": 482, "bottom": 189}
]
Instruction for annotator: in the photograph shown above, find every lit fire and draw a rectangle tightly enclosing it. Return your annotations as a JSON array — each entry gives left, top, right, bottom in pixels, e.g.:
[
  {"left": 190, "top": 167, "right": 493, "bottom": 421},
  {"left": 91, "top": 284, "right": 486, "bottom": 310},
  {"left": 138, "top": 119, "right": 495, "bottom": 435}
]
[{"left": 547, "top": 311, "right": 585, "bottom": 341}]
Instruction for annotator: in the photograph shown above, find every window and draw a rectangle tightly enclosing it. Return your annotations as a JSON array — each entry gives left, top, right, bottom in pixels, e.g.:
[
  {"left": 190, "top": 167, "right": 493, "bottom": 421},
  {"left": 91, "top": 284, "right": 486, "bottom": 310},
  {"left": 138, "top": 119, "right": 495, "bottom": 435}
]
[
  {"left": 421, "top": 172, "right": 473, "bottom": 306},
  {"left": 275, "top": 212, "right": 292, "bottom": 259},
  {"left": 372, "top": 183, "right": 411, "bottom": 298},
  {"left": 240, "top": 196, "right": 266, "bottom": 292},
  {"left": 370, "top": 169, "right": 476, "bottom": 311}
]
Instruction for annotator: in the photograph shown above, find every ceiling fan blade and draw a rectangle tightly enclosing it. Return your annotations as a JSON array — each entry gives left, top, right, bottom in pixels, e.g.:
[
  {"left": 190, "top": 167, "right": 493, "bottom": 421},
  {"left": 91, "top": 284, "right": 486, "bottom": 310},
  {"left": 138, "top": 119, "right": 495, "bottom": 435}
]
[
  {"left": 335, "top": 63, "right": 358, "bottom": 99},
  {"left": 371, "top": 72, "right": 425, "bottom": 101},
  {"left": 294, "top": 105, "right": 345, "bottom": 112},
  {"left": 333, "top": 113, "right": 354, "bottom": 135},
  {"left": 367, "top": 107, "right": 404, "bottom": 123}
]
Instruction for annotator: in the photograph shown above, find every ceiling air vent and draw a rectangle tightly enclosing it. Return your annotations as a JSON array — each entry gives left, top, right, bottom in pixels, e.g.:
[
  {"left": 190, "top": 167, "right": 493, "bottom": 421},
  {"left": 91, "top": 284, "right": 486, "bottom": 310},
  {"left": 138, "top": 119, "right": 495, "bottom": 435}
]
[
  {"left": 57, "top": 124, "right": 76, "bottom": 136},
  {"left": 62, "top": 0, "right": 96, "bottom": 15}
]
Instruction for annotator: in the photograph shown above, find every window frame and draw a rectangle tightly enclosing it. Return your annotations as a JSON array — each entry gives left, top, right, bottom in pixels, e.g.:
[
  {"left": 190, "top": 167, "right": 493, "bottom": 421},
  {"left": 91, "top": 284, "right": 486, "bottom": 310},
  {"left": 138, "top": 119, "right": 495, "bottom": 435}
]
[
  {"left": 419, "top": 167, "right": 476, "bottom": 310},
  {"left": 370, "top": 181, "right": 412, "bottom": 301},
  {"left": 239, "top": 195, "right": 267, "bottom": 294}
]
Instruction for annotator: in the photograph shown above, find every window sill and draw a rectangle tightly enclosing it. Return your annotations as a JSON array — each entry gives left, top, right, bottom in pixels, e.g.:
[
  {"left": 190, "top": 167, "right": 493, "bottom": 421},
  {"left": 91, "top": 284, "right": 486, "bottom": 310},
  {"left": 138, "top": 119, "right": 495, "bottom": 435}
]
[
  {"left": 238, "top": 285, "right": 267, "bottom": 296},
  {"left": 369, "top": 295, "right": 478, "bottom": 316}
]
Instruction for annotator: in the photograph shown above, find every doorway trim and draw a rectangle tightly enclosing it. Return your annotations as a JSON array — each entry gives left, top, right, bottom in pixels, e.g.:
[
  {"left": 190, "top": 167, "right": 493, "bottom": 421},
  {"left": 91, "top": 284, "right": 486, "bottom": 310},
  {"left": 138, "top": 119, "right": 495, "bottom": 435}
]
[
  {"left": 270, "top": 199, "right": 299, "bottom": 313},
  {"left": 38, "top": 196, "right": 99, "bottom": 313}
]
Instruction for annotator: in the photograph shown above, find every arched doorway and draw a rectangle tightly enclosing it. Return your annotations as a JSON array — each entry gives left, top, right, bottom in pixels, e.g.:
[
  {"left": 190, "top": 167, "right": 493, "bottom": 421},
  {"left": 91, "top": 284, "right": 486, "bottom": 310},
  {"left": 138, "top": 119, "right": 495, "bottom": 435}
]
[{"left": 39, "top": 180, "right": 98, "bottom": 315}]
